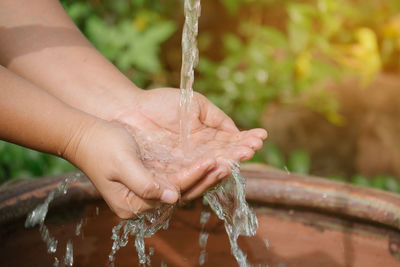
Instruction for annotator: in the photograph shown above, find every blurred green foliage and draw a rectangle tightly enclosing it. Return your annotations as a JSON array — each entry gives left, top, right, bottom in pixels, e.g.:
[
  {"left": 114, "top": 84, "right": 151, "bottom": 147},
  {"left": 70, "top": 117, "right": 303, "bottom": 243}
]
[
  {"left": 1, "top": 0, "right": 400, "bottom": 190},
  {"left": 0, "top": 141, "right": 75, "bottom": 183},
  {"left": 61, "top": 0, "right": 177, "bottom": 87},
  {"left": 198, "top": 0, "right": 400, "bottom": 129},
  {"left": 255, "top": 142, "right": 311, "bottom": 175},
  {"left": 255, "top": 142, "right": 400, "bottom": 194}
]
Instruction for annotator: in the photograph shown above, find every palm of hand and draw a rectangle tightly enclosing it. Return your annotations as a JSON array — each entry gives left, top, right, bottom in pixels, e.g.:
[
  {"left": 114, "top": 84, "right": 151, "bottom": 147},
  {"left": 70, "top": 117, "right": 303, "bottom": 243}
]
[{"left": 116, "top": 88, "right": 266, "bottom": 200}]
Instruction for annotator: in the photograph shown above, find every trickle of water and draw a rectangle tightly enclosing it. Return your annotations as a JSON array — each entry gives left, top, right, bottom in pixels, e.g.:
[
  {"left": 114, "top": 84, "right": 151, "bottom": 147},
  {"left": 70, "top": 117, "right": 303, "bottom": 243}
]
[
  {"left": 25, "top": 174, "right": 81, "bottom": 258},
  {"left": 264, "top": 238, "right": 270, "bottom": 250},
  {"left": 53, "top": 257, "right": 60, "bottom": 267},
  {"left": 204, "top": 163, "right": 258, "bottom": 267},
  {"left": 75, "top": 219, "right": 84, "bottom": 236},
  {"left": 198, "top": 210, "right": 211, "bottom": 265},
  {"left": 108, "top": 204, "right": 174, "bottom": 266},
  {"left": 64, "top": 240, "right": 74, "bottom": 266},
  {"left": 179, "top": 0, "right": 201, "bottom": 149}
]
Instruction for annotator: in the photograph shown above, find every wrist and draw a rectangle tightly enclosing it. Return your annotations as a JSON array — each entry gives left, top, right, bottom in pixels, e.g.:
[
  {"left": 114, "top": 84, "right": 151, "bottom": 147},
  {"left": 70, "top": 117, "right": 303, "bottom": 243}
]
[
  {"left": 60, "top": 113, "right": 102, "bottom": 168},
  {"left": 59, "top": 75, "right": 144, "bottom": 123},
  {"left": 100, "top": 84, "right": 144, "bottom": 121}
]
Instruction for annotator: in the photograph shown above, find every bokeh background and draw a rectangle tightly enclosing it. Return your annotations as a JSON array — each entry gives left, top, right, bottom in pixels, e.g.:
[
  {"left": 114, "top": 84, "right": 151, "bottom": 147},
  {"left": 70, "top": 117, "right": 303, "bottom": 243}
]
[{"left": 1, "top": 0, "right": 400, "bottom": 194}]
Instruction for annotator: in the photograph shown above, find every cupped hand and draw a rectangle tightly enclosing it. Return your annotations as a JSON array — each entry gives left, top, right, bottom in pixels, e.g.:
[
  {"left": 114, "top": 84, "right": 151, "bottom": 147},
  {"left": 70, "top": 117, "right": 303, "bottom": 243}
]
[
  {"left": 114, "top": 88, "right": 267, "bottom": 201},
  {"left": 63, "top": 119, "right": 217, "bottom": 219}
]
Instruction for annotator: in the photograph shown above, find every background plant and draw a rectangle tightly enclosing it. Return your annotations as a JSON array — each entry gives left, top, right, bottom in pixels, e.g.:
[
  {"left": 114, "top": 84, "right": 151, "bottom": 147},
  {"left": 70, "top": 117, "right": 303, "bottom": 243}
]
[
  {"left": 197, "top": 0, "right": 400, "bottom": 129},
  {"left": 1, "top": 0, "right": 399, "bottom": 193}
]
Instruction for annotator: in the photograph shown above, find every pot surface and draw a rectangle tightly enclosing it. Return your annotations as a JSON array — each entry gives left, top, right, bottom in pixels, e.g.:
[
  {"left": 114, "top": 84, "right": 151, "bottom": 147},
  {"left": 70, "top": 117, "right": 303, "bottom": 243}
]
[{"left": 1, "top": 199, "right": 399, "bottom": 267}]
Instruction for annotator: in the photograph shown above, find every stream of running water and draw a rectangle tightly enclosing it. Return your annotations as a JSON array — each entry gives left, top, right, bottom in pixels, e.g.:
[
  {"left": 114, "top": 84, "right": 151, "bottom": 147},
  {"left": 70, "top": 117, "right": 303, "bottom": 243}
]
[
  {"left": 179, "top": 0, "right": 201, "bottom": 150},
  {"left": 25, "top": 1, "right": 258, "bottom": 266}
]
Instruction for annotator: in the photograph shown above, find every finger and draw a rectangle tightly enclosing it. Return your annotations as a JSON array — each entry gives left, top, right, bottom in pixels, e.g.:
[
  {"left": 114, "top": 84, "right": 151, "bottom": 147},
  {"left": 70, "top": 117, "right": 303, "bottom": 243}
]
[
  {"left": 232, "top": 129, "right": 268, "bottom": 142},
  {"left": 215, "top": 146, "right": 255, "bottom": 163},
  {"left": 227, "top": 146, "right": 255, "bottom": 162},
  {"left": 126, "top": 191, "right": 161, "bottom": 215},
  {"left": 182, "top": 163, "right": 231, "bottom": 201},
  {"left": 238, "top": 136, "right": 264, "bottom": 151},
  {"left": 238, "top": 147, "right": 255, "bottom": 161},
  {"left": 120, "top": 160, "right": 179, "bottom": 204},
  {"left": 170, "top": 158, "right": 217, "bottom": 191},
  {"left": 247, "top": 128, "right": 268, "bottom": 140},
  {"left": 197, "top": 94, "right": 239, "bottom": 133}
]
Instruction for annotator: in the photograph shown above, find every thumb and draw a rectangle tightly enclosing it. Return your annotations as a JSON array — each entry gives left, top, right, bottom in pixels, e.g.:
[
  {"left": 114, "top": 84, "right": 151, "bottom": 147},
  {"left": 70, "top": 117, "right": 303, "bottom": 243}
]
[
  {"left": 198, "top": 94, "right": 239, "bottom": 133},
  {"left": 119, "top": 160, "right": 179, "bottom": 204}
]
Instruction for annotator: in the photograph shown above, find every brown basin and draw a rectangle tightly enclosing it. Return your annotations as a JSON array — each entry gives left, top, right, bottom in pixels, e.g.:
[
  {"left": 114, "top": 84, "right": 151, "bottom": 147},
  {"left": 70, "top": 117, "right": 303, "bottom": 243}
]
[{"left": 0, "top": 164, "right": 399, "bottom": 267}]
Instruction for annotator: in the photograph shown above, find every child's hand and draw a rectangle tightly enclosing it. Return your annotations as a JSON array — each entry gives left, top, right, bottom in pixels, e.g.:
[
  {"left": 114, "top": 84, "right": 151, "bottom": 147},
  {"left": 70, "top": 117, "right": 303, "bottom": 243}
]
[
  {"left": 113, "top": 88, "right": 267, "bottom": 201},
  {"left": 63, "top": 119, "right": 217, "bottom": 219}
]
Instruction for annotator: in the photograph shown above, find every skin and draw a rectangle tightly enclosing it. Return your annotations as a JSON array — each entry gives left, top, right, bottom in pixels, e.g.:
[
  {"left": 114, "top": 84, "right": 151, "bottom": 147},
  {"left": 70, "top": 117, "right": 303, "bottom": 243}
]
[{"left": 0, "top": 0, "right": 267, "bottom": 218}]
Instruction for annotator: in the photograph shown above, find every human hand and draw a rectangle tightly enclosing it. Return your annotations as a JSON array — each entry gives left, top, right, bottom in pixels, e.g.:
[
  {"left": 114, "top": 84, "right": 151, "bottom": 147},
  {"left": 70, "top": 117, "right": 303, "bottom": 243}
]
[
  {"left": 113, "top": 88, "right": 267, "bottom": 201},
  {"left": 63, "top": 119, "right": 217, "bottom": 219}
]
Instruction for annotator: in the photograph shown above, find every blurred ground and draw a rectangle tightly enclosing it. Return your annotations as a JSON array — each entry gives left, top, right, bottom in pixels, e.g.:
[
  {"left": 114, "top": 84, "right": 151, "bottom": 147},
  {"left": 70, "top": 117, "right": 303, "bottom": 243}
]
[{"left": 262, "top": 74, "right": 400, "bottom": 178}]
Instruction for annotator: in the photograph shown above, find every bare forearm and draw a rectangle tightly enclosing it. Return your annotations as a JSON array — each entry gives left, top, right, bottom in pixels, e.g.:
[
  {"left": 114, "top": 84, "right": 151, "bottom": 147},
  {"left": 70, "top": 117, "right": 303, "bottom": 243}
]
[
  {"left": 0, "top": 0, "right": 141, "bottom": 121},
  {"left": 0, "top": 65, "right": 95, "bottom": 160}
]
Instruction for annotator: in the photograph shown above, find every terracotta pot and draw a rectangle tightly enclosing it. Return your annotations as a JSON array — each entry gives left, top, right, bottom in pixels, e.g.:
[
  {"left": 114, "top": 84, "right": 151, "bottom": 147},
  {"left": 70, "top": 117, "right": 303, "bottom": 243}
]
[{"left": 0, "top": 164, "right": 399, "bottom": 267}]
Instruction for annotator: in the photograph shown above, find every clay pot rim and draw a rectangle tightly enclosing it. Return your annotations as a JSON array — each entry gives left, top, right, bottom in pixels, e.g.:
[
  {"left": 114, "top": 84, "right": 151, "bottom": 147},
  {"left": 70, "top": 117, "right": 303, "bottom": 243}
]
[{"left": 1, "top": 164, "right": 400, "bottom": 230}]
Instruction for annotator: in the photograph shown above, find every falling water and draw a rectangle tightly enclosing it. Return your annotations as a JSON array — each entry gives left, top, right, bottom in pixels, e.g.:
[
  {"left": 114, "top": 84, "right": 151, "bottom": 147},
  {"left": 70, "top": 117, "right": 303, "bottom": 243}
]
[
  {"left": 108, "top": 204, "right": 173, "bottom": 266},
  {"left": 64, "top": 240, "right": 74, "bottom": 266},
  {"left": 25, "top": 174, "right": 82, "bottom": 266},
  {"left": 205, "top": 163, "right": 258, "bottom": 267},
  {"left": 198, "top": 210, "right": 211, "bottom": 265},
  {"left": 180, "top": 0, "right": 201, "bottom": 149}
]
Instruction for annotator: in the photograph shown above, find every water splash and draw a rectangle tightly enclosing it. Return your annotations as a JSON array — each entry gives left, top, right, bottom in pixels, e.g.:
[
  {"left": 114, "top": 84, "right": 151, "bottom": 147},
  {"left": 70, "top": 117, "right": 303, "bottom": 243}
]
[
  {"left": 204, "top": 163, "right": 258, "bottom": 267},
  {"left": 64, "top": 240, "right": 74, "bottom": 266},
  {"left": 108, "top": 204, "right": 173, "bottom": 266},
  {"left": 75, "top": 219, "right": 84, "bottom": 236},
  {"left": 180, "top": 0, "right": 201, "bottom": 149},
  {"left": 199, "top": 210, "right": 211, "bottom": 265},
  {"left": 25, "top": 174, "right": 81, "bottom": 258}
]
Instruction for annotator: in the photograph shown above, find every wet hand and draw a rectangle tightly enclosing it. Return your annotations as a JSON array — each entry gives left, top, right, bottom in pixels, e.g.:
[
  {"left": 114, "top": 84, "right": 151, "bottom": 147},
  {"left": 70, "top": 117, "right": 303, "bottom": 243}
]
[
  {"left": 63, "top": 119, "right": 217, "bottom": 218},
  {"left": 114, "top": 88, "right": 267, "bottom": 201}
]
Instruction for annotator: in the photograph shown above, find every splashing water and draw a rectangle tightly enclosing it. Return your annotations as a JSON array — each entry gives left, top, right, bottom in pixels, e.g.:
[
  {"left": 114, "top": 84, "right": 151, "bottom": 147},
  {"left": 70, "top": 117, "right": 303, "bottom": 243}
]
[
  {"left": 75, "top": 219, "right": 84, "bottom": 236},
  {"left": 64, "top": 240, "right": 74, "bottom": 266},
  {"left": 25, "top": 174, "right": 81, "bottom": 266},
  {"left": 205, "top": 163, "right": 258, "bottom": 266},
  {"left": 199, "top": 210, "right": 211, "bottom": 265},
  {"left": 108, "top": 204, "right": 173, "bottom": 266}
]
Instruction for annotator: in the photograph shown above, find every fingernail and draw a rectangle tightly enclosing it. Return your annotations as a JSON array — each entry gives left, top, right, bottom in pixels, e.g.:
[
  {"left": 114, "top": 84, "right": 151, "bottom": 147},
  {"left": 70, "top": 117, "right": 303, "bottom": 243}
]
[{"left": 161, "top": 189, "right": 179, "bottom": 204}]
